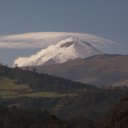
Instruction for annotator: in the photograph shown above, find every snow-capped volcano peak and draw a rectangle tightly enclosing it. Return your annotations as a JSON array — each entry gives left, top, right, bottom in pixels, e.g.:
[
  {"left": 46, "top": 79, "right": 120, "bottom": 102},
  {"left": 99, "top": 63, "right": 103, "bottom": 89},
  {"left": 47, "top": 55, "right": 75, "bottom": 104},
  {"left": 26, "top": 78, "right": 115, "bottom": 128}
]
[
  {"left": 14, "top": 37, "right": 102, "bottom": 67},
  {"left": 12, "top": 32, "right": 127, "bottom": 67}
]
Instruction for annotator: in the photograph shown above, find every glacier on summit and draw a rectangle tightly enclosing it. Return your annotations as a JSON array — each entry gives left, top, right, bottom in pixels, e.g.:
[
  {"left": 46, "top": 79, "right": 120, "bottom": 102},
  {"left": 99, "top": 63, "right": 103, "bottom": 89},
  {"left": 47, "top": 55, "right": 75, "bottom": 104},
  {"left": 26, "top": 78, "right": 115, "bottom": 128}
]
[{"left": 12, "top": 32, "right": 127, "bottom": 67}]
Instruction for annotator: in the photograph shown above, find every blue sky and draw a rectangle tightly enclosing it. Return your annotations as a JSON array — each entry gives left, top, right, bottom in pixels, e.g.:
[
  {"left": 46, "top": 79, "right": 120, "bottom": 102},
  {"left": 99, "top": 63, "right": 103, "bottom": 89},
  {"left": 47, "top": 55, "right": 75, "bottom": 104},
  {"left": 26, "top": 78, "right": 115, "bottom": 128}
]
[{"left": 0, "top": 0, "right": 128, "bottom": 65}]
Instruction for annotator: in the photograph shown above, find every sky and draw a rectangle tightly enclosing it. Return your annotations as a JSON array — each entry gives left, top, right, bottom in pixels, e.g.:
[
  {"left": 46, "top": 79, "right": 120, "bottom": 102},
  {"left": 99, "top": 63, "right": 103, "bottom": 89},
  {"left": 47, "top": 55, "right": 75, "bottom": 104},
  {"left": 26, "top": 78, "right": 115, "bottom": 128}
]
[{"left": 0, "top": 0, "right": 128, "bottom": 65}]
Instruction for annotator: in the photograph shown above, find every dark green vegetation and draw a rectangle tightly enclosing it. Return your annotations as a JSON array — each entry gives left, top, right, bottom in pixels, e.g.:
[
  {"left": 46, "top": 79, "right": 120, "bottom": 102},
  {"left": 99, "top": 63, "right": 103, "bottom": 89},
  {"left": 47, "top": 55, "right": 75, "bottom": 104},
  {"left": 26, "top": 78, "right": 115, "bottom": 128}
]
[
  {"left": 105, "top": 95, "right": 128, "bottom": 128},
  {"left": 0, "top": 106, "right": 71, "bottom": 128},
  {"left": 0, "top": 64, "right": 128, "bottom": 128}
]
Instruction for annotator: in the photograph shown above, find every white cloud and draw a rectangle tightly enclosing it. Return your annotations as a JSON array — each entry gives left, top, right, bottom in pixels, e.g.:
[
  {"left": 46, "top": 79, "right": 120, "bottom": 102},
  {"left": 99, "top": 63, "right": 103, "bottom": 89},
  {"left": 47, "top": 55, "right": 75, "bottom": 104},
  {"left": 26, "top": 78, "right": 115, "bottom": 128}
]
[
  {"left": 0, "top": 32, "right": 71, "bottom": 49},
  {"left": 0, "top": 32, "right": 127, "bottom": 56},
  {"left": 0, "top": 32, "right": 116, "bottom": 49}
]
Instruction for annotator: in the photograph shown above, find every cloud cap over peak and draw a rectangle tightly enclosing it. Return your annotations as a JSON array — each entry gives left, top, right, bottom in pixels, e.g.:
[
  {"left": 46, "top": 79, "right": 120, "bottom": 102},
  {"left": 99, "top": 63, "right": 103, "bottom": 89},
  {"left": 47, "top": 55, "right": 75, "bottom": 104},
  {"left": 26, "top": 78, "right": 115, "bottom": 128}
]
[{"left": 0, "top": 32, "right": 117, "bottom": 49}]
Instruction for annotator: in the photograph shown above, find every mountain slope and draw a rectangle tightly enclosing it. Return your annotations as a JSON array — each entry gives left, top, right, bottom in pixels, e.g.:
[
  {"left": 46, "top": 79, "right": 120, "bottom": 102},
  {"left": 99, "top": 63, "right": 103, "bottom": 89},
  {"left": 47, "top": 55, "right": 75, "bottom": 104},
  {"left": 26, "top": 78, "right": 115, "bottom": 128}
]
[
  {"left": 11, "top": 32, "right": 127, "bottom": 67},
  {"left": 0, "top": 65, "right": 95, "bottom": 94},
  {"left": 30, "top": 54, "right": 128, "bottom": 87}
]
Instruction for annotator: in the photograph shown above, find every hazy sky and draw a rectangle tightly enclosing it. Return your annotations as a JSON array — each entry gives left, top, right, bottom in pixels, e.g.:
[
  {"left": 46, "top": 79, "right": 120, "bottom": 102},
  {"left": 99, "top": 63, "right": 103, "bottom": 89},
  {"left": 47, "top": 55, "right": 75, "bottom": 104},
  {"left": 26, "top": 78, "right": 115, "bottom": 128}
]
[{"left": 0, "top": 0, "right": 128, "bottom": 65}]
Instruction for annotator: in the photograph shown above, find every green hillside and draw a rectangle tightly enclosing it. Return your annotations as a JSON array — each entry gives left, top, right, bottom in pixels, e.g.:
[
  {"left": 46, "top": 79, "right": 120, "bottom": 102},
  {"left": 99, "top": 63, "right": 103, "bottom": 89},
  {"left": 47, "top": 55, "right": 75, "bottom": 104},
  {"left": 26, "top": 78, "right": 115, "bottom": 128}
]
[
  {"left": 0, "top": 65, "right": 94, "bottom": 92},
  {"left": 0, "top": 65, "right": 93, "bottom": 99},
  {"left": 0, "top": 76, "right": 77, "bottom": 98},
  {"left": 0, "top": 65, "right": 128, "bottom": 128}
]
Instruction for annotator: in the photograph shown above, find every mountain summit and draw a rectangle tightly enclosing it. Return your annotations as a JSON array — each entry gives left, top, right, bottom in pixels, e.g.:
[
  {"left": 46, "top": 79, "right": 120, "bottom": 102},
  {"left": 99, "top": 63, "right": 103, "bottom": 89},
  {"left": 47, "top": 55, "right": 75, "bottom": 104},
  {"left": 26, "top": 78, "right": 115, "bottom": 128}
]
[{"left": 13, "top": 32, "right": 126, "bottom": 67}]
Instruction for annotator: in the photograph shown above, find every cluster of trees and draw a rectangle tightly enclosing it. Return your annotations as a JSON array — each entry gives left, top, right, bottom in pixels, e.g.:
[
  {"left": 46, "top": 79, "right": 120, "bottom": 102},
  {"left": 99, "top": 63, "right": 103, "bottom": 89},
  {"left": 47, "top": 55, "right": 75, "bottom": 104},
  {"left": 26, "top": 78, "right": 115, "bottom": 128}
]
[
  {"left": 0, "top": 95, "right": 127, "bottom": 128},
  {"left": 0, "top": 106, "right": 70, "bottom": 128},
  {"left": 105, "top": 95, "right": 128, "bottom": 128}
]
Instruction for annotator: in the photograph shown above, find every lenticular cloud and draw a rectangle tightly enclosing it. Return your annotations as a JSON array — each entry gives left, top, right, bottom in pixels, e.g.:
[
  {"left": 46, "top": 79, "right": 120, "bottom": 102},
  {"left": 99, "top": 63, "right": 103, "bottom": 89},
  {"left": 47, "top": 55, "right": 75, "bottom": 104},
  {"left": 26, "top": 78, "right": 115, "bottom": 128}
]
[{"left": 0, "top": 32, "right": 121, "bottom": 49}]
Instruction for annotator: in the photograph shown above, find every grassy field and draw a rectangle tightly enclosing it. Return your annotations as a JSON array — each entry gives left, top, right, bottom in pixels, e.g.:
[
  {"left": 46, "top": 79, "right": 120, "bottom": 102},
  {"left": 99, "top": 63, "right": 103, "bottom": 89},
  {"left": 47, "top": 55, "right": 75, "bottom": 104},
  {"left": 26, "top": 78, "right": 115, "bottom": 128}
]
[
  {"left": 21, "top": 91, "right": 77, "bottom": 98},
  {"left": 0, "top": 77, "right": 30, "bottom": 98},
  {"left": 0, "top": 77, "right": 29, "bottom": 90},
  {"left": 0, "top": 91, "right": 77, "bottom": 98}
]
